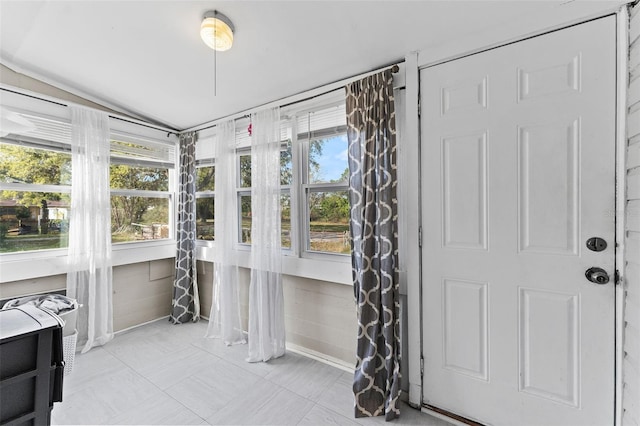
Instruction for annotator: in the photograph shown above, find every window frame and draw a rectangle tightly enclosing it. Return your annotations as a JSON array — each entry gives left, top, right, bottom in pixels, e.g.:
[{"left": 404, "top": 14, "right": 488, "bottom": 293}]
[
  {"left": 302, "top": 183, "right": 350, "bottom": 258},
  {"left": 195, "top": 160, "right": 216, "bottom": 243},
  {"left": 0, "top": 132, "right": 71, "bottom": 257},
  {"left": 194, "top": 134, "right": 217, "bottom": 247},
  {"left": 0, "top": 186, "right": 73, "bottom": 253},
  {"left": 235, "top": 146, "right": 252, "bottom": 249},
  {"left": 0, "top": 122, "right": 75, "bottom": 255},
  {"left": 234, "top": 141, "right": 294, "bottom": 252},
  {"left": 0, "top": 93, "right": 179, "bottom": 282},
  {"left": 294, "top": 102, "right": 350, "bottom": 260},
  {"left": 108, "top": 135, "right": 176, "bottom": 245},
  {"left": 191, "top": 93, "right": 356, "bottom": 284},
  {"left": 221, "top": 101, "right": 351, "bottom": 260}
]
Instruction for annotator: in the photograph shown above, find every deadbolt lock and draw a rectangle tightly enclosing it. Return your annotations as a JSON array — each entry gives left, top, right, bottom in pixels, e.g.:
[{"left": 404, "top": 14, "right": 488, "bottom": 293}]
[
  {"left": 586, "top": 237, "right": 607, "bottom": 252},
  {"left": 585, "top": 267, "right": 610, "bottom": 285}
]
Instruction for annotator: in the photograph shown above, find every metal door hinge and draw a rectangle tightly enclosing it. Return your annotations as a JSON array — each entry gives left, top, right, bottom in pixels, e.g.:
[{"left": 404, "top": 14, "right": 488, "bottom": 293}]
[
  {"left": 420, "top": 356, "right": 424, "bottom": 376},
  {"left": 418, "top": 226, "right": 423, "bottom": 248}
]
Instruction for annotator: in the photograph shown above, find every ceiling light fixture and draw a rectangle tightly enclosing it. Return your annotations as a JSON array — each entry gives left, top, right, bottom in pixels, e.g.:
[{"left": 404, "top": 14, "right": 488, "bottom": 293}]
[{"left": 200, "top": 11, "right": 234, "bottom": 51}]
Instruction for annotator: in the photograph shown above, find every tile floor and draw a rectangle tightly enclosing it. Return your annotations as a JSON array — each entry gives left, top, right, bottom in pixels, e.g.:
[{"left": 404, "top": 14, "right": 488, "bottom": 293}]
[{"left": 52, "top": 319, "right": 452, "bottom": 425}]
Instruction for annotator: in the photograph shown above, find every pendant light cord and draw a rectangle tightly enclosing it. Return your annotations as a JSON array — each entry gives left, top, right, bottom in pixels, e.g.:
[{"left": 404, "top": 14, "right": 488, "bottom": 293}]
[{"left": 214, "top": 10, "right": 218, "bottom": 97}]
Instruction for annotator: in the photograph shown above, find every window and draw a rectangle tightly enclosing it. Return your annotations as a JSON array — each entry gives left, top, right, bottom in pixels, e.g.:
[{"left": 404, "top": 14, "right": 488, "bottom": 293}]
[
  {"left": 109, "top": 135, "right": 175, "bottom": 243},
  {"left": 223, "top": 101, "right": 349, "bottom": 256},
  {"left": 190, "top": 97, "right": 349, "bottom": 260},
  {"left": 196, "top": 164, "right": 215, "bottom": 240},
  {"left": 0, "top": 115, "right": 73, "bottom": 253},
  {"left": 0, "top": 108, "right": 177, "bottom": 254},
  {"left": 195, "top": 136, "right": 216, "bottom": 241},
  {"left": 280, "top": 140, "right": 293, "bottom": 249},
  {"left": 235, "top": 140, "right": 292, "bottom": 249},
  {"left": 298, "top": 103, "right": 350, "bottom": 255},
  {"left": 236, "top": 143, "right": 251, "bottom": 244}
]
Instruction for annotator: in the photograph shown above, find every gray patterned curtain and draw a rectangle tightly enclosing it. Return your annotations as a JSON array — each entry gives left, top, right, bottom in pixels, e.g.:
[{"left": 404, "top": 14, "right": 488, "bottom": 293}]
[
  {"left": 170, "top": 131, "right": 200, "bottom": 324},
  {"left": 346, "top": 69, "right": 400, "bottom": 421}
]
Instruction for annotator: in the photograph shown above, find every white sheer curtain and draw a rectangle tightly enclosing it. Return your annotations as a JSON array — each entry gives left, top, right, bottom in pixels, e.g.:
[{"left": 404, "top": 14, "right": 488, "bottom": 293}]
[
  {"left": 66, "top": 106, "right": 114, "bottom": 353},
  {"left": 206, "top": 120, "right": 246, "bottom": 345},
  {"left": 246, "top": 107, "right": 285, "bottom": 362}
]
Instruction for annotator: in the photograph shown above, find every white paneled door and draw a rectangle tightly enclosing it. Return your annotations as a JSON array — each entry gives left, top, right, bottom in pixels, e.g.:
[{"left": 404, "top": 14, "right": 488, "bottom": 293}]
[{"left": 420, "top": 17, "right": 616, "bottom": 426}]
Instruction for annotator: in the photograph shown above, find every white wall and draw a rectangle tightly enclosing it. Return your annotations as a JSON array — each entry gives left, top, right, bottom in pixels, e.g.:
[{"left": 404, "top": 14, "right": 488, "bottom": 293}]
[
  {"left": 0, "top": 259, "right": 175, "bottom": 333},
  {"left": 197, "top": 262, "right": 356, "bottom": 367},
  {"left": 112, "top": 258, "right": 175, "bottom": 331},
  {"left": 624, "top": 5, "right": 640, "bottom": 426}
]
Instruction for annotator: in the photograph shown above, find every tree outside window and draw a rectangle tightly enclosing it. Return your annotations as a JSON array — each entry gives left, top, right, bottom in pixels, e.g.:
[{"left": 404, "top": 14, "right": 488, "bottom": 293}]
[
  {"left": 196, "top": 165, "right": 215, "bottom": 240},
  {"left": 237, "top": 142, "right": 292, "bottom": 249},
  {"left": 304, "top": 134, "right": 350, "bottom": 255},
  {"left": 110, "top": 164, "right": 170, "bottom": 242}
]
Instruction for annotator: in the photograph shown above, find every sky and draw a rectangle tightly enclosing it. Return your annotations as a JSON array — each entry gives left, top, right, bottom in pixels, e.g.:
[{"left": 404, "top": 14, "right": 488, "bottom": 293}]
[{"left": 316, "top": 134, "right": 348, "bottom": 182}]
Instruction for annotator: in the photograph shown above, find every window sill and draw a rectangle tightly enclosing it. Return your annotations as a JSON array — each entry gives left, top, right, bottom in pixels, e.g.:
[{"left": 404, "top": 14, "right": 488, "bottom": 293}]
[
  {"left": 112, "top": 240, "right": 176, "bottom": 266},
  {"left": 0, "top": 240, "right": 176, "bottom": 283},
  {"left": 195, "top": 245, "right": 351, "bottom": 285}
]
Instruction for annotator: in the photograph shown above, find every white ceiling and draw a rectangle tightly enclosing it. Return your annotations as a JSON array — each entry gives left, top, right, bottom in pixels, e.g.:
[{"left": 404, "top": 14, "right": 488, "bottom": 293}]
[{"left": 0, "top": 1, "right": 626, "bottom": 130}]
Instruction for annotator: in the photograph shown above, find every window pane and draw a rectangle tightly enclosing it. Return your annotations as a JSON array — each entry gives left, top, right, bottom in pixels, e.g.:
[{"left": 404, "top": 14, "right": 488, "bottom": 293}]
[
  {"left": 308, "top": 135, "right": 349, "bottom": 184},
  {"left": 240, "top": 194, "right": 251, "bottom": 243},
  {"left": 0, "top": 143, "right": 71, "bottom": 185},
  {"left": 307, "top": 190, "right": 350, "bottom": 254},
  {"left": 239, "top": 154, "right": 251, "bottom": 188},
  {"left": 239, "top": 194, "right": 289, "bottom": 248},
  {"left": 281, "top": 143, "right": 292, "bottom": 186},
  {"left": 110, "top": 164, "right": 169, "bottom": 191},
  {"left": 196, "top": 197, "right": 215, "bottom": 240},
  {"left": 0, "top": 191, "right": 70, "bottom": 253},
  {"left": 281, "top": 193, "right": 291, "bottom": 248},
  {"left": 197, "top": 166, "right": 215, "bottom": 192},
  {"left": 111, "top": 196, "right": 169, "bottom": 243}
]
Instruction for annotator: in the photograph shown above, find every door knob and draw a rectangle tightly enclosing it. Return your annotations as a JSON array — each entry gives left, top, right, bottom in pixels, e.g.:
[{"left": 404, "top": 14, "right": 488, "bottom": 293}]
[{"left": 585, "top": 267, "right": 610, "bottom": 285}]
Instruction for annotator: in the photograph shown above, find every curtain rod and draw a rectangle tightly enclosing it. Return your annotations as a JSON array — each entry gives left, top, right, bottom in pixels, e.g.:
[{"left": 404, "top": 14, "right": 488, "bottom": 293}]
[
  {"left": 109, "top": 115, "right": 179, "bottom": 136},
  {"left": 0, "top": 87, "right": 180, "bottom": 136},
  {"left": 3, "top": 61, "right": 400, "bottom": 138},
  {"left": 280, "top": 64, "right": 400, "bottom": 109},
  {"left": 189, "top": 62, "right": 402, "bottom": 134}
]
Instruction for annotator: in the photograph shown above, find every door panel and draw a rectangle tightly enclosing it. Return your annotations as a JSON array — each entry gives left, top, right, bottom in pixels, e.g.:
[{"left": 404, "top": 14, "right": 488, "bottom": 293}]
[
  {"left": 421, "top": 17, "right": 616, "bottom": 426},
  {"left": 517, "top": 120, "right": 580, "bottom": 254},
  {"left": 518, "top": 288, "right": 580, "bottom": 407},
  {"left": 442, "top": 132, "right": 488, "bottom": 250},
  {"left": 443, "top": 278, "right": 489, "bottom": 380}
]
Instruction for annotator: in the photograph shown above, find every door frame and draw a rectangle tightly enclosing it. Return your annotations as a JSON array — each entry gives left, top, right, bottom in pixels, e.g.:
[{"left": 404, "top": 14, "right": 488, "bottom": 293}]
[{"left": 402, "top": 4, "right": 630, "bottom": 425}]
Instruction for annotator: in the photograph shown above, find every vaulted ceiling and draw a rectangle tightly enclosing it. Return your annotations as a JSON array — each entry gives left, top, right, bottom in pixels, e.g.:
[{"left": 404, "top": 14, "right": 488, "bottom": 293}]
[{"left": 0, "top": 1, "right": 625, "bottom": 130}]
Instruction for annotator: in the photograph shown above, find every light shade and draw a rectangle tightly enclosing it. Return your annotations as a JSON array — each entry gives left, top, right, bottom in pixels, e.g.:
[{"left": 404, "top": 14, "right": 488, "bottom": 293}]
[{"left": 200, "top": 11, "right": 234, "bottom": 51}]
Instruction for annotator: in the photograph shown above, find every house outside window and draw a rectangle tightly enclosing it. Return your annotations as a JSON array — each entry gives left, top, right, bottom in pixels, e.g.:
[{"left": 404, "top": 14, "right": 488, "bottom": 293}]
[{"left": 0, "top": 141, "right": 71, "bottom": 253}]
